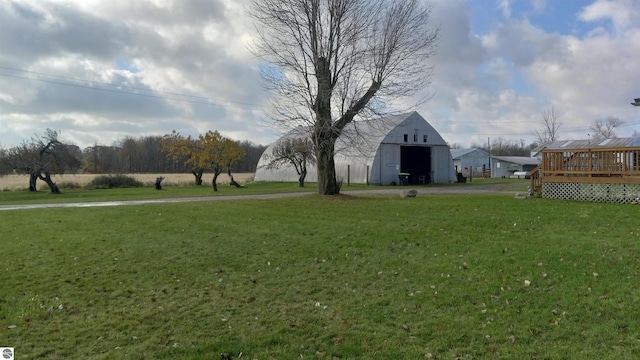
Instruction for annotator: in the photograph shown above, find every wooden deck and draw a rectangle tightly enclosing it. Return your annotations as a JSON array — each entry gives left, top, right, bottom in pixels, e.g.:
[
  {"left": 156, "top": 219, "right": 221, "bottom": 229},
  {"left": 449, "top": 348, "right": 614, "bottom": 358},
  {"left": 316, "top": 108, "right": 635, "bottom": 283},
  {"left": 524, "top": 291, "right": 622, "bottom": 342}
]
[{"left": 530, "top": 146, "right": 640, "bottom": 202}]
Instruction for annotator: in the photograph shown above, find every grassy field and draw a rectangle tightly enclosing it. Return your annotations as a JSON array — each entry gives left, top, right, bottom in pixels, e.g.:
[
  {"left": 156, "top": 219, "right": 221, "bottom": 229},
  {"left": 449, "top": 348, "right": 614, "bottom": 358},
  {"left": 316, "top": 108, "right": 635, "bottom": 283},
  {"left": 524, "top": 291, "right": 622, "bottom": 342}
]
[
  {"left": 0, "top": 177, "right": 527, "bottom": 206},
  {"left": 1, "top": 188, "right": 639, "bottom": 359},
  {"left": 0, "top": 173, "right": 256, "bottom": 191},
  {"left": 0, "top": 181, "right": 317, "bottom": 206}
]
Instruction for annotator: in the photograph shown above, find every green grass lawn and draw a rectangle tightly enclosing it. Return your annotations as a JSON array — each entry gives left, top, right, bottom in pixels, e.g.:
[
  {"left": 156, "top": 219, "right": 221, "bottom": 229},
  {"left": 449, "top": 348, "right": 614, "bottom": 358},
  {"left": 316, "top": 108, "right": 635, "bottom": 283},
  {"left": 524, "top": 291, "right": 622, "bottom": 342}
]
[
  {"left": 1, "top": 191, "right": 638, "bottom": 359},
  {"left": 0, "top": 178, "right": 529, "bottom": 205},
  {"left": 0, "top": 181, "right": 316, "bottom": 205}
]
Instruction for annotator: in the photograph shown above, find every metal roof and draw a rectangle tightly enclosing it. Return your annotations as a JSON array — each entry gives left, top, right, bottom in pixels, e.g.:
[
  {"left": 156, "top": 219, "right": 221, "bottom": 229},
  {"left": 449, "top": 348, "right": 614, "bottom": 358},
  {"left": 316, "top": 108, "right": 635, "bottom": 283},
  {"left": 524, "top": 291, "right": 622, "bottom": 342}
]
[
  {"left": 532, "top": 137, "right": 640, "bottom": 154},
  {"left": 450, "top": 148, "right": 489, "bottom": 159},
  {"left": 491, "top": 155, "right": 539, "bottom": 165}
]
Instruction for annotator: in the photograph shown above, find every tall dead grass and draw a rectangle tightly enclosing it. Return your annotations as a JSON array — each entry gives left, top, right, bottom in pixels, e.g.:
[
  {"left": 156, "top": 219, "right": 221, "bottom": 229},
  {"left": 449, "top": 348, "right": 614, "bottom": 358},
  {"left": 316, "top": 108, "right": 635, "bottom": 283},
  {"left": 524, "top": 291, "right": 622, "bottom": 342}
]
[{"left": 0, "top": 173, "right": 255, "bottom": 191}]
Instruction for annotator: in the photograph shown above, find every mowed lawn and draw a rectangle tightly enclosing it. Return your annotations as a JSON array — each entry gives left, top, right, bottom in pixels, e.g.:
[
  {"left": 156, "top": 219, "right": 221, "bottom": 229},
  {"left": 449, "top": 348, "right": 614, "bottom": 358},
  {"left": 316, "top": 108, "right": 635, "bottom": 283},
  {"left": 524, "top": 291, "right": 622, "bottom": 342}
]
[{"left": 1, "top": 193, "right": 639, "bottom": 359}]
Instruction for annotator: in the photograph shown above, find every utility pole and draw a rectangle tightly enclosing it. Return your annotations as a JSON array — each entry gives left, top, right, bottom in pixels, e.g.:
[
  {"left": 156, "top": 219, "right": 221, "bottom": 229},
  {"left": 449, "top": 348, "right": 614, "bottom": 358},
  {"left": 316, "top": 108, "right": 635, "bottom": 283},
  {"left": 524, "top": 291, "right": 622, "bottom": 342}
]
[{"left": 487, "top": 137, "right": 491, "bottom": 169}]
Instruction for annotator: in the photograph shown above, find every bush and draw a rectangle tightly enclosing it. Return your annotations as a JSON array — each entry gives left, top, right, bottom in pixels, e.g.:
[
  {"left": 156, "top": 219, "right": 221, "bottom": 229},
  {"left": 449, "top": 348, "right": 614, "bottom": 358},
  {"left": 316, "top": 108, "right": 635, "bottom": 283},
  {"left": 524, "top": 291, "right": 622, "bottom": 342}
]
[
  {"left": 58, "top": 181, "right": 83, "bottom": 190},
  {"left": 86, "top": 174, "right": 143, "bottom": 189}
]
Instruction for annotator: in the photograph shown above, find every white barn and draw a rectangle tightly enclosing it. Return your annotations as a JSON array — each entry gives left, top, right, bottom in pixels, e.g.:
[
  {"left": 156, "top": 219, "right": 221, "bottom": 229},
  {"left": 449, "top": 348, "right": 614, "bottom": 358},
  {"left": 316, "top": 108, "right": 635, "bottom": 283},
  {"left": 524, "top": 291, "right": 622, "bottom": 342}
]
[{"left": 255, "top": 112, "right": 456, "bottom": 185}]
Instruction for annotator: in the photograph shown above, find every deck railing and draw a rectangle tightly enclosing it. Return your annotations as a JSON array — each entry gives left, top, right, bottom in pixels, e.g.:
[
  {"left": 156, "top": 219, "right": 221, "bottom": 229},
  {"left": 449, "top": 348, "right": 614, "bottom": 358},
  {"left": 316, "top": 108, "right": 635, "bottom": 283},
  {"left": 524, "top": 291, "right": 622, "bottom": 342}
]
[
  {"left": 531, "top": 146, "right": 640, "bottom": 192},
  {"left": 530, "top": 163, "right": 542, "bottom": 193}
]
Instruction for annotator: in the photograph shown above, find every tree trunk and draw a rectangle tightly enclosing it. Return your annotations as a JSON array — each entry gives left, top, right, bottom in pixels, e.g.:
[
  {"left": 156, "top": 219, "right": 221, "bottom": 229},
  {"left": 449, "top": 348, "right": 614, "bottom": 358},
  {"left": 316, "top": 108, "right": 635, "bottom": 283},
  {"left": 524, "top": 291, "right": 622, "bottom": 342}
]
[
  {"left": 40, "top": 172, "right": 61, "bottom": 194},
  {"left": 298, "top": 169, "right": 306, "bottom": 187},
  {"left": 315, "top": 133, "right": 339, "bottom": 195},
  {"left": 211, "top": 173, "right": 219, "bottom": 192},
  {"left": 29, "top": 173, "right": 38, "bottom": 191},
  {"left": 313, "top": 56, "right": 339, "bottom": 195},
  {"left": 193, "top": 170, "right": 203, "bottom": 185}
]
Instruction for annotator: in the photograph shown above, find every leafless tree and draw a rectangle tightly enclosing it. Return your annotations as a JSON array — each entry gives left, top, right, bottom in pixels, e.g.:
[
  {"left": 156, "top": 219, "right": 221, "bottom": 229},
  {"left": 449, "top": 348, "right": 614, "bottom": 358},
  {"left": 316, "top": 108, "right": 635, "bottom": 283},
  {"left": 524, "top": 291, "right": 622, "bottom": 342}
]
[
  {"left": 0, "top": 145, "right": 9, "bottom": 174},
  {"left": 1, "top": 129, "right": 81, "bottom": 193},
  {"left": 535, "top": 107, "right": 563, "bottom": 144},
  {"left": 265, "top": 137, "right": 316, "bottom": 187},
  {"left": 589, "top": 116, "right": 624, "bottom": 140},
  {"left": 249, "top": 0, "right": 439, "bottom": 194}
]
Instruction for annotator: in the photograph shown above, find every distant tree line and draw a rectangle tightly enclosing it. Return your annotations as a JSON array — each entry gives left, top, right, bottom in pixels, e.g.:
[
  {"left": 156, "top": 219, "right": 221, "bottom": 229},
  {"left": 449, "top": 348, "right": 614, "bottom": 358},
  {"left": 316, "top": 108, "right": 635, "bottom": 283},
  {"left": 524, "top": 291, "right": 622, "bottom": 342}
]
[
  {"left": 0, "top": 129, "right": 267, "bottom": 193},
  {"left": 471, "top": 137, "right": 540, "bottom": 157},
  {"left": 450, "top": 137, "right": 539, "bottom": 157},
  {"left": 82, "top": 136, "right": 266, "bottom": 174}
]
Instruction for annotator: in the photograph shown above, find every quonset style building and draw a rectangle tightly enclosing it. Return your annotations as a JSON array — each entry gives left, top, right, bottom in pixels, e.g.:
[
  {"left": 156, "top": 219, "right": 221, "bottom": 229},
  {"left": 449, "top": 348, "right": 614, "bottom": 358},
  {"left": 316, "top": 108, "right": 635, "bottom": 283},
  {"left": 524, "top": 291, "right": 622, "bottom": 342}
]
[{"left": 255, "top": 112, "right": 456, "bottom": 185}]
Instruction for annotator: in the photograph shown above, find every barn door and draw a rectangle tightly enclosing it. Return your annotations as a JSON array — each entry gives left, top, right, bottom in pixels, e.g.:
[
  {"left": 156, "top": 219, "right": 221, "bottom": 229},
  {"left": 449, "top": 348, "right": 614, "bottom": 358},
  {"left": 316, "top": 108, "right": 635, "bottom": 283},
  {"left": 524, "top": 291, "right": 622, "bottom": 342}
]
[{"left": 400, "top": 146, "right": 432, "bottom": 184}]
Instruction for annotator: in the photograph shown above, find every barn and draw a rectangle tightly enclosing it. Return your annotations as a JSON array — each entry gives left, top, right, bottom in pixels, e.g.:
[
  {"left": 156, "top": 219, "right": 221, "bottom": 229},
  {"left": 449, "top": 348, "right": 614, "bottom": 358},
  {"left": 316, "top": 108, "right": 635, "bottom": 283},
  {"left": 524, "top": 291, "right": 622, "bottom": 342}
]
[
  {"left": 450, "top": 148, "right": 491, "bottom": 178},
  {"left": 254, "top": 112, "right": 456, "bottom": 185}
]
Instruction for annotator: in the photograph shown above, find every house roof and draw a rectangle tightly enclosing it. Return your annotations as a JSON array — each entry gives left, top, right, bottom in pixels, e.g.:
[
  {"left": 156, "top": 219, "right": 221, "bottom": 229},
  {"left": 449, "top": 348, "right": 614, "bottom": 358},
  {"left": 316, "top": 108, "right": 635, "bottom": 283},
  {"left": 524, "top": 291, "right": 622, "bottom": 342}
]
[
  {"left": 532, "top": 137, "right": 640, "bottom": 154},
  {"left": 450, "top": 148, "right": 489, "bottom": 159},
  {"left": 492, "top": 155, "right": 539, "bottom": 165}
]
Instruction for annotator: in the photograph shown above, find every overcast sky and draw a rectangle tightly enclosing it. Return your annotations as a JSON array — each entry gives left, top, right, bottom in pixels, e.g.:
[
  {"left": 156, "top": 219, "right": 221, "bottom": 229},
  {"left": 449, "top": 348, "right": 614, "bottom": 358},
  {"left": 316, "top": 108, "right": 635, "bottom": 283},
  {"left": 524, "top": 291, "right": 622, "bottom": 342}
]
[{"left": 1, "top": 0, "right": 639, "bottom": 149}]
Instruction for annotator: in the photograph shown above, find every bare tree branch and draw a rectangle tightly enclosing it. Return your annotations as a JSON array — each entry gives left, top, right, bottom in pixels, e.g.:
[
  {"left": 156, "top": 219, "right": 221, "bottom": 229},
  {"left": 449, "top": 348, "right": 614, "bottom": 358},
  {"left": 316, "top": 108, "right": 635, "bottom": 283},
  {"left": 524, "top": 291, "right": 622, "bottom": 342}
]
[
  {"left": 589, "top": 116, "right": 624, "bottom": 140},
  {"left": 535, "top": 106, "right": 563, "bottom": 144},
  {"left": 249, "top": 0, "right": 439, "bottom": 194},
  {"left": 264, "top": 136, "right": 316, "bottom": 187}
]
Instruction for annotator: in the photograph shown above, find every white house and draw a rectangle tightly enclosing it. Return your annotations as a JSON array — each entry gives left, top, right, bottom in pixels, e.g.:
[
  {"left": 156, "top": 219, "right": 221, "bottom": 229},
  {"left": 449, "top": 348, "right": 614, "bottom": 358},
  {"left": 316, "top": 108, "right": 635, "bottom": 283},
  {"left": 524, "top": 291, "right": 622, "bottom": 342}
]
[{"left": 255, "top": 112, "right": 456, "bottom": 185}]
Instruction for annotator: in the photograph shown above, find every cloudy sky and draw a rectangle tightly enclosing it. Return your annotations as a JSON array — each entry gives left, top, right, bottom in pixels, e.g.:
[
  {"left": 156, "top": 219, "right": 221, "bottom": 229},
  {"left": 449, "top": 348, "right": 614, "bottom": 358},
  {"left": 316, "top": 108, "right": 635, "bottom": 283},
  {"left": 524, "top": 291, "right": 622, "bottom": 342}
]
[{"left": 1, "top": 0, "right": 639, "bottom": 149}]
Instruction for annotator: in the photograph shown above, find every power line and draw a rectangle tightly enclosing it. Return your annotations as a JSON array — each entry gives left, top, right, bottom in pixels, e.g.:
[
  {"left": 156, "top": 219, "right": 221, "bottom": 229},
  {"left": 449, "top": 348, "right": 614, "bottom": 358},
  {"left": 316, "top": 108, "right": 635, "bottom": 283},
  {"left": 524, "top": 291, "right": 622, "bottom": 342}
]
[{"left": 0, "top": 66, "right": 265, "bottom": 110}]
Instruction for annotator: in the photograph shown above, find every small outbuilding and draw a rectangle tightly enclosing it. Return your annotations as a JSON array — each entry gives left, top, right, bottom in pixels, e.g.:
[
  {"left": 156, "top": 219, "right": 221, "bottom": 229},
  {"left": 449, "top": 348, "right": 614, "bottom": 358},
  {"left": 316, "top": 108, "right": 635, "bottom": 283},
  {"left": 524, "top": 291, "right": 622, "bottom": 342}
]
[
  {"left": 255, "top": 112, "right": 456, "bottom": 185},
  {"left": 491, "top": 155, "right": 539, "bottom": 178},
  {"left": 450, "top": 148, "right": 491, "bottom": 178}
]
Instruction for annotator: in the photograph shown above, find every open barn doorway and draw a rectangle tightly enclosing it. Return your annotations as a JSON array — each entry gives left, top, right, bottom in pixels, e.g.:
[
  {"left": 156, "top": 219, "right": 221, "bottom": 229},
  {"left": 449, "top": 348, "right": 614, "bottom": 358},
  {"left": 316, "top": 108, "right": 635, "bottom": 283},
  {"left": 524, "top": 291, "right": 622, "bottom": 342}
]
[{"left": 400, "top": 146, "right": 432, "bottom": 184}]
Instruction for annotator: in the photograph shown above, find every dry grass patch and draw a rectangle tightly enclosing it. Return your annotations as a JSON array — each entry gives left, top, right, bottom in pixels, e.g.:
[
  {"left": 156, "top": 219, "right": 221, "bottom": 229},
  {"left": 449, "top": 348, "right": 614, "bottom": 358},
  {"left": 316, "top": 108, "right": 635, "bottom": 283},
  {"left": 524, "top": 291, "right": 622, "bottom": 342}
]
[{"left": 0, "top": 173, "right": 255, "bottom": 190}]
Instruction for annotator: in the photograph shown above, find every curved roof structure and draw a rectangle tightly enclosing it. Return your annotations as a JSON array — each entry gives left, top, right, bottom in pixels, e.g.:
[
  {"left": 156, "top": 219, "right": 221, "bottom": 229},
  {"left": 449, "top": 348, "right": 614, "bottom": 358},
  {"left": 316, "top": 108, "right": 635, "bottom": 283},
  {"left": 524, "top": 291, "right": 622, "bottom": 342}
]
[{"left": 255, "top": 112, "right": 456, "bottom": 185}]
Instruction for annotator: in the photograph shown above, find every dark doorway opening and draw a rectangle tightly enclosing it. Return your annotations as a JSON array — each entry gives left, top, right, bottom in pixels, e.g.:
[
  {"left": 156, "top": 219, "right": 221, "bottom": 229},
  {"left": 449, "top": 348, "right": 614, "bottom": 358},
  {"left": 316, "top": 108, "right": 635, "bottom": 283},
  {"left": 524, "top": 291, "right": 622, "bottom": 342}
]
[{"left": 400, "top": 146, "right": 431, "bottom": 184}]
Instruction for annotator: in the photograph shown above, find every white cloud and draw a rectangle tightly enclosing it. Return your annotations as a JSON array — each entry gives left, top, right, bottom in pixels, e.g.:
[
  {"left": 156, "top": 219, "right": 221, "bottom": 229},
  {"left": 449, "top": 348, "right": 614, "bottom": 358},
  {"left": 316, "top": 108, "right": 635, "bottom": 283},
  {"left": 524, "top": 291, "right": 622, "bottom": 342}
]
[
  {"left": 498, "top": 0, "right": 512, "bottom": 18},
  {"left": 579, "top": 0, "right": 640, "bottom": 33},
  {"left": 418, "top": 0, "right": 640, "bottom": 147},
  {"left": 530, "top": 0, "right": 547, "bottom": 14},
  {"left": 1, "top": 0, "right": 639, "bottom": 152},
  {"left": 0, "top": 0, "right": 271, "bottom": 148}
]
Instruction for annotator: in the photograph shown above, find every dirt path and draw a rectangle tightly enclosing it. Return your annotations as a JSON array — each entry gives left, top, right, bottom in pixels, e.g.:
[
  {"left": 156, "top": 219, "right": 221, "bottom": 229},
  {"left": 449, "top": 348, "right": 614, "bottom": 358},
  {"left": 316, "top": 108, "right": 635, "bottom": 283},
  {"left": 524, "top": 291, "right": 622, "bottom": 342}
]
[{"left": 0, "top": 183, "right": 524, "bottom": 211}]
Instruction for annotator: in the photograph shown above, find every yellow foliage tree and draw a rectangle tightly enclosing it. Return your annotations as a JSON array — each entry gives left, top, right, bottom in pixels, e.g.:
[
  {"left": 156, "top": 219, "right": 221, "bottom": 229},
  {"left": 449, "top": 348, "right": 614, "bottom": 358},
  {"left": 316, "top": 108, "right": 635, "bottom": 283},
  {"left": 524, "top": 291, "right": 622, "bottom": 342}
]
[
  {"left": 160, "top": 130, "right": 245, "bottom": 191},
  {"left": 160, "top": 131, "right": 205, "bottom": 185},
  {"left": 199, "top": 131, "right": 245, "bottom": 191}
]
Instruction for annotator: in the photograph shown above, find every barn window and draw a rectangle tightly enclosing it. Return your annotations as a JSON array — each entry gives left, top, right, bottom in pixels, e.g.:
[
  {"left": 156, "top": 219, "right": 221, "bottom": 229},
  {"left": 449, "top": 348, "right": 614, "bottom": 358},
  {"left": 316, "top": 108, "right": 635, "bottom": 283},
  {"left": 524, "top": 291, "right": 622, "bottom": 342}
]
[
  {"left": 403, "top": 134, "right": 408, "bottom": 142},
  {"left": 413, "top": 134, "right": 418, "bottom": 142},
  {"left": 423, "top": 135, "right": 427, "bottom": 143}
]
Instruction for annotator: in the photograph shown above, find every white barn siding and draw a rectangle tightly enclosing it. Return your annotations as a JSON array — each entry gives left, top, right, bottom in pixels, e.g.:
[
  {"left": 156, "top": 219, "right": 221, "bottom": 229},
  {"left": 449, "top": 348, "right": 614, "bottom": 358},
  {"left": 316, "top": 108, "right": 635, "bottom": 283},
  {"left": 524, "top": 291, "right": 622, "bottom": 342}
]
[
  {"left": 370, "top": 143, "right": 401, "bottom": 185},
  {"left": 255, "top": 112, "right": 456, "bottom": 185},
  {"left": 432, "top": 145, "right": 457, "bottom": 184}
]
